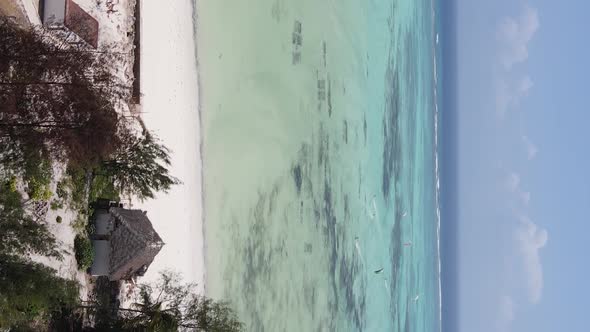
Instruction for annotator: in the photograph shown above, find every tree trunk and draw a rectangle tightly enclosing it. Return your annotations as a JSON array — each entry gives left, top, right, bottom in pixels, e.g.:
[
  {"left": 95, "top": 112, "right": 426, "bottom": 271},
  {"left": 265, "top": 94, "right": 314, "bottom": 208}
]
[
  {"left": 77, "top": 304, "right": 149, "bottom": 315},
  {"left": 0, "top": 81, "right": 85, "bottom": 87},
  {"left": 0, "top": 121, "right": 84, "bottom": 129}
]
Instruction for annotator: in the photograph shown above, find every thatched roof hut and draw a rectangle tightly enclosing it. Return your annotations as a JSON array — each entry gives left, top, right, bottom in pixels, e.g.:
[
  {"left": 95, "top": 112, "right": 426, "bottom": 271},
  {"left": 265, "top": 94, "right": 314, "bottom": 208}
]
[{"left": 91, "top": 207, "right": 164, "bottom": 281}]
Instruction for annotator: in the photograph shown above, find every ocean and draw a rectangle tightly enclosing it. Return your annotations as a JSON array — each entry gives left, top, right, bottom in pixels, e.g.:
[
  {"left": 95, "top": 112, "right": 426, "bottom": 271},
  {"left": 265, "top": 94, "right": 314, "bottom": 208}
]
[{"left": 196, "top": 0, "right": 441, "bottom": 330}]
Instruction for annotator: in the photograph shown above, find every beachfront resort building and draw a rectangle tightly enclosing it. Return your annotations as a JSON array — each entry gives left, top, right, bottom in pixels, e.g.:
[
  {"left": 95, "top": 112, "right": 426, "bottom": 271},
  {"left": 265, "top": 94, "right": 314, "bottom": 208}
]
[{"left": 90, "top": 205, "right": 164, "bottom": 281}]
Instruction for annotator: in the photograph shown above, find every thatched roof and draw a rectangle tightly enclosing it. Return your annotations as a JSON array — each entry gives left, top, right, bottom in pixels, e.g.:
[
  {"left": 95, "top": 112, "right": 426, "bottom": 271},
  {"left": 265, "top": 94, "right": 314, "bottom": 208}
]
[{"left": 108, "top": 208, "right": 163, "bottom": 281}]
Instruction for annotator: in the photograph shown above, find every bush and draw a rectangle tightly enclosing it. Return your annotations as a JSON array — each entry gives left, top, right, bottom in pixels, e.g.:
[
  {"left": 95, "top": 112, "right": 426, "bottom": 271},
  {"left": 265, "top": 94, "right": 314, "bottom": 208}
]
[
  {"left": 65, "top": 165, "right": 89, "bottom": 212},
  {"left": 8, "top": 176, "right": 18, "bottom": 192},
  {"left": 89, "top": 173, "right": 120, "bottom": 203},
  {"left": 71, "top": 214, "right": 89, "bottom": 234},
  {"left": 50, "top": 200, "right": 64, "bottom": 211},
  {"left": 56, "top": 216, "right": 63, "bottom": 223},
  {"left": 0, "top": 255, "right": 80, "bottom": 328},
  {"left": 85, "top": 220, "right": 96, "bottom": 237},
  {"left": 65, "top": 164, "right": 120, "bottom": 214},
  {"left": 23, "top": 148, "right": 53, "bottom": 201},
  {"left": 56, "top": 180, "right": 68, "bottom": 199},
  {"left": 27, "top": 177, "right": 52, "bottom": 201},
  {"left": 74, "top": 235, "right": 93, "bottom": 271}
]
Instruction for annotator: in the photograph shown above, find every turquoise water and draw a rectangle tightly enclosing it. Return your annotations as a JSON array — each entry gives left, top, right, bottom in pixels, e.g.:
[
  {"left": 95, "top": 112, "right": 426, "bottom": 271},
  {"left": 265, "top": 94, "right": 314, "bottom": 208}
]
[{"left": 197, "top": 0, "right": 441, "bottom": 330}]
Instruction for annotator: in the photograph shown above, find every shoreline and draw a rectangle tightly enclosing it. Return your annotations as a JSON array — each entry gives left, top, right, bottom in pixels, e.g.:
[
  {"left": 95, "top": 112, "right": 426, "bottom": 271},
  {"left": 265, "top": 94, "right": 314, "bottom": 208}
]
[
  {"left": 192, "top": 0, "right": 209, "bottom": 294},
  {"left": 432, "top": 0, "right": 443, "bottom": 327},
  {"left": 137, "top": 0, "right": 205, "bottom": 291}
]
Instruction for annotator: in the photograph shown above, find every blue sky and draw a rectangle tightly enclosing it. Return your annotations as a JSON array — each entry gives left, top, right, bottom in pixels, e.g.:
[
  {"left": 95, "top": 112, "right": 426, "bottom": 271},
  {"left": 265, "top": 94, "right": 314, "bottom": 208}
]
[{"left": 452, "top": 0, "right": 590, "bottom": 331}]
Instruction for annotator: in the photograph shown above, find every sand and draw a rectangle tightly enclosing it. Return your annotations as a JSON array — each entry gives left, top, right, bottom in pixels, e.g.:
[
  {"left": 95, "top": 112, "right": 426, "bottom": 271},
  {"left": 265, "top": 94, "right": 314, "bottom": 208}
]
[
  {"left": 135, "top": 0, "right": 205, "bottom": 290},
  {"left": 29, "top": 165, "right": 90, "bottom": 301}
]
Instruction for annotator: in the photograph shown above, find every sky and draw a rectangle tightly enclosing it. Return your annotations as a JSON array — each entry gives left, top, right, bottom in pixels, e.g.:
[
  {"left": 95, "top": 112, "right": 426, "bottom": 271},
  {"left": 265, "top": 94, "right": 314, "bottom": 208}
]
[{"left": 449, "top": 0, "right": 590, "bottom": 331}]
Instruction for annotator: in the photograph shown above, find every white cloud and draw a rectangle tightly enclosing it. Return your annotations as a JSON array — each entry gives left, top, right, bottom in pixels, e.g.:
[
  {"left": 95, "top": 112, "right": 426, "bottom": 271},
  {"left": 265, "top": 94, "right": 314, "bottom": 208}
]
[
  {"left": 496, "top": 75, "right": 534, "bottom": 117},
  {"left": 506, "top": 172, "right": 521, "bottom": 192},
  {"left": 515, "top": 216, "right": 548, "bottom": 304},
  {"left": 522, "top": 135, "right": 539, "bottom": 160},
  {"left": 495, "top": 5, "right": 539, "bottom": 117},
  {"left": 505, "top": 172, "right": 531, "bottom": 208},
  {"left": 498, "top": 295, "right": 516, "bottom": 331},
  {"left": 503, "top": 172, "right": 545, "bottom": 304},
  {"left": 496, "top": 79, "right": 512, "bottom": 117},
  {"left": 518, "top": 76, "right": 534, "bottom": 95},
  {"left": 497, "top": 6, "right": 540, "bottom": 70},
  {"left": 493, "top": 7, "right": 543, "bottom": 329},
  {"left": 520, "top": 191, "right": 531, "bottom": 206}
]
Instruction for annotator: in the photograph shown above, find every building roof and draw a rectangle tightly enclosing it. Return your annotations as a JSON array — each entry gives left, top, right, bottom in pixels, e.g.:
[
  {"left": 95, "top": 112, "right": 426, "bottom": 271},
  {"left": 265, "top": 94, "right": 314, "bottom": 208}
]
[
  {"left": 64, "top": 0, "right": 99, "bottom": 48},
  {"left": 43, "top": 0, "right": 99, "bottom": 48},
  {"left": 108, "top": 208, "right": 163, "bottom": 280}
]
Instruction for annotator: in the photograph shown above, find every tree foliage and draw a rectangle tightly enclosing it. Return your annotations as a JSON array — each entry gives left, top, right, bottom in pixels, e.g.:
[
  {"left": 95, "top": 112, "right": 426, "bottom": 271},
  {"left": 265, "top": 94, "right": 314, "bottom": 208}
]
[
  {"left": 21, "top": 144, "right": 53, "bottom": 201},
  {"left": 1, "top": 18, "right": 180, "bottom": 202},
  {"left": 93, "top": 272, "right": 243, "bottom": 331},
  {"left": 0, "top": 255, "right": 79, "bottom": 329},
  {"left": 0, "top": 178, "right": 61, "bottom": 258},
  {"left": 101, "top": 129, "right": 180, "bottom": 200},
  {"left": 0, "top": 18, "right": 123, "bottom": 166},
  {"left": 74, "top": 234, "right": 93, "bottom": 271}
]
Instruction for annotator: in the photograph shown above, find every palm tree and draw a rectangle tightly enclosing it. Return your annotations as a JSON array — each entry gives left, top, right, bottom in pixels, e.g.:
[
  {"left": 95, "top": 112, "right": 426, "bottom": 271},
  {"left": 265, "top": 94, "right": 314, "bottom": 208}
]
[{"left": 88, "top": 272, "right": 243, "bottom": 332}]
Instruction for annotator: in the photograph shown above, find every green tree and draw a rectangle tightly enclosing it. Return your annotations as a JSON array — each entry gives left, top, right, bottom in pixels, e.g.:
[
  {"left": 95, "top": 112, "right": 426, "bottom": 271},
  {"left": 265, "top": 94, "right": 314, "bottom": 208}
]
[
  {"left": 0, "top": 255, "right": 79, "bottom": 329},
  {"left": 91, "top": 272, "right": 243, "bottom": 331},
  {"left": 21, "top": 145, "right": 53, "bottom": 202},
  {"left": 0, "top": 178, "right": 61, "bottom": 258},
  {"left": 74, "top": 234, "right": 94, "bottom": 270},
  {"left": 100, "top": 129, "right": 180, "bottom": 200},
  {"left": 0, "top": 17, "right": 123, "bottom": 167}
]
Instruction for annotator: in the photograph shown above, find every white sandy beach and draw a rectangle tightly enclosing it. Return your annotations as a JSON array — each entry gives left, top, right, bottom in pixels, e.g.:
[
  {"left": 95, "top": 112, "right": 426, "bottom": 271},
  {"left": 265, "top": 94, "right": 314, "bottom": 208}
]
[{"left": 136, "top": 0, "right": 205, "bottom": 290}]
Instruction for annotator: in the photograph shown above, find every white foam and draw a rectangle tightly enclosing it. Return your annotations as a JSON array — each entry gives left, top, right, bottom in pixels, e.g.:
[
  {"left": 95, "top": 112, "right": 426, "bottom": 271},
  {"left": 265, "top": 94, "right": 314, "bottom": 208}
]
[
  {"left": 431, "top": 0, "right": 443, "bottom": 328},
  {"left": 372, "top": 196, "right": 379, "bottom": 220},
  {"left": 354, "top": 239, "right": 365, "bottom": 264}
]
